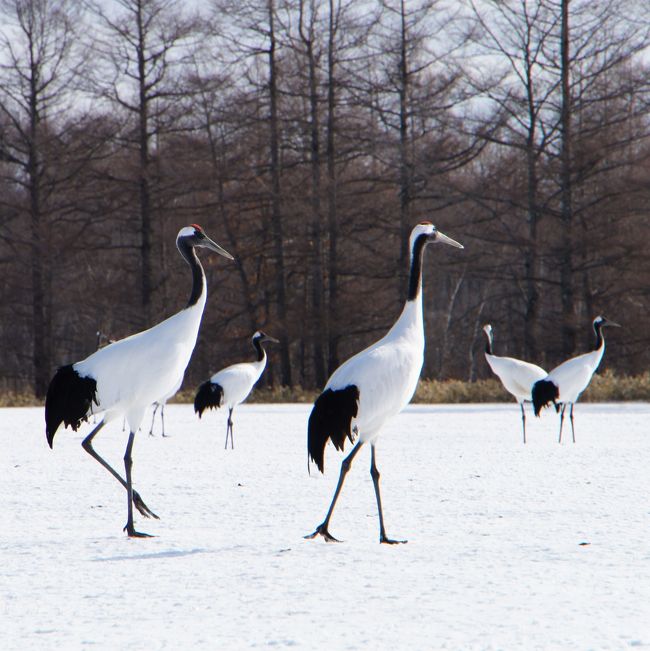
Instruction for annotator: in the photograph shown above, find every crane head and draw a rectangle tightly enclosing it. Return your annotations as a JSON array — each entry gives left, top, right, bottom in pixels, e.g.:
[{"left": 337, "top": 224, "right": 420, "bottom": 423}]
[
  {"left": 409, "top": 222, "right": 464, "bottom": 253},
  {"left": 593, "top": 315, "right": 621, "bottom": 329},
  {"left": 253, "top": 330, "right": 280, "bottom": 344},
  {"left": 177, "top": 225, "right": 234, "bottom": 260}
]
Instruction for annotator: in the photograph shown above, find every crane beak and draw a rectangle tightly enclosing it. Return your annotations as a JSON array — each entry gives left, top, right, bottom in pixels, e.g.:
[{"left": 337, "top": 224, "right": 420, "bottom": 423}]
[
  {"left": 603, "top": 318, "right": 621, "bottom": 328},
  {"left": 264, "top": 335, "right": 280, "bottom": 344},
  {"left": 435, "top": 230, "right": 464, "bottom": 249},
  {"left": 202, "top": 235, "right": 234, "bottom": 260}
]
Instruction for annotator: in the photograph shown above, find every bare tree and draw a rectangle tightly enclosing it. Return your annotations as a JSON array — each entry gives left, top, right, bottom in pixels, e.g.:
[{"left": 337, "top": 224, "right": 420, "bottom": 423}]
[
  {"left": 87, "top": 0, "right": 201, "bottom": 327},
  {"left": 0, "top": 0, "right": 89, "bottom": 396}
]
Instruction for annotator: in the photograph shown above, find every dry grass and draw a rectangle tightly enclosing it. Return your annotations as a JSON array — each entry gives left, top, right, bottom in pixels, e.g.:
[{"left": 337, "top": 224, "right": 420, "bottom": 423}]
[{"left": 3, "top": 371, "right": 649, "bottom": 407}]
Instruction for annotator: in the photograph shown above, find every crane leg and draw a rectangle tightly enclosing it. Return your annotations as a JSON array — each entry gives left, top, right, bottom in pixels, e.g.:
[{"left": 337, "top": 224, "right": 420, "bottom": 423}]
[
  {"left": 123, "top": 430, "right": 152, "bottom": 538},
  {"left": 370, "top": 444, "right": 406, "bottom": 544},
  {"left": 558, "top": 405, "right": 566, "bottom": 443},
  {"left": 224, "top": 408, "right": 234, "bottom": 449},
  {"left": 160, "top": 404, "right": 169, "bottom": 437},
  {"left": 305, "top": 441, "right": 364, "bottom": 542},
  {"left": 148, "top": 403, "right": 159, "bottom": 437},
  {"left": 82, "top": 420, "right": 159, "bottom": 520},
  {"left": 520, "top": 403, "right": 527, "bottom": 444},
  {"left": 569, "top": 403, "right": 576, "bottom": 443}
]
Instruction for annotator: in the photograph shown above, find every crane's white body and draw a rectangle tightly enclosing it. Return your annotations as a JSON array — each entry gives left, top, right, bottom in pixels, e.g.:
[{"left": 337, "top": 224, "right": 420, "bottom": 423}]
[
  {"left": 484, "top": 353, "right": 547, "bottom": 403},
  {"left": 306, "top": 222, "right": 464, "bottom": 544},
  {"left": 482, "top": 324, "right": 546, "bottom": 443},
  {"left": 531, "top": 316, "right": 618, "bottom": 444},
  {"left": 45, "top": 224, "right": 233, "bottom": 536},
  {"left": 194, "top": 331, "right": 276, "bottom": 449},
  {"left": 545, "top": 345, "right": 604, "bottom": 404},
  {"left": 326, "top": 299, "right": 423, "bottom": 442},
  {"left": 76, "top": 298, "right": 204, "bottom": 433},
  {"left": 210, "top": 355, "right": 267, "bottom": 410}
]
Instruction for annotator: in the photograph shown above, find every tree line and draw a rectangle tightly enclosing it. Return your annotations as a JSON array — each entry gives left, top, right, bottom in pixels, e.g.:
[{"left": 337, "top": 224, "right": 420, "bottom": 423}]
[{"left": 1, "top": 0, "right": 649, "bottom": 398}]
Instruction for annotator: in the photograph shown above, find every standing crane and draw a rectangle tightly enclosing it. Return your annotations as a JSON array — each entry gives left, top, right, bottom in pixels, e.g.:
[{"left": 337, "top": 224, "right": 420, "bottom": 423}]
[
  {"left": 148, "top": 379, "right": 182, "bottom": 438},
  {"left": 45, "top": 225, "right": 233, "bottom": 536},
  {"left": 532, "top": 316, "right": 620, "bottom": 443},
  {"left": 482, "top": 324, "right": 547, "bottom": 443},
  {"left": 305, "top": 222, "right": 463, "bottom": 544},
  {"left": 194, "top": 331, "right": 278, "bottom": 449}
]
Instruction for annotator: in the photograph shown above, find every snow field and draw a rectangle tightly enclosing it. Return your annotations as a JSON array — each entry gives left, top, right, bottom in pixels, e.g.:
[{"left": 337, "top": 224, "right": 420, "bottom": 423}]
[{"left": 1, "top": 403, "right": 649, "bottom": 650}]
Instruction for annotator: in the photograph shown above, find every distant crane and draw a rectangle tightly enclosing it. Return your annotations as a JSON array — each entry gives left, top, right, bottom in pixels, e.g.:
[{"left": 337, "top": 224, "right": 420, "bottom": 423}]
[
  {"left": 305, "top": 222, "right": 463, "bottom": 544},
  {"left": 147, "top": 383, "right": 180, "bottom": 438},
  {"left": 194, "top": 331, "right": 278, "bottom": 449},
  {"left": 482, "top": 324, "right": 547, "bottom": 443},
  {"left": 45, "top": 225, "right": 233, "bottom": 536},
  {"left": 532, "top": 316, "right": 620, "bottom": 443}
]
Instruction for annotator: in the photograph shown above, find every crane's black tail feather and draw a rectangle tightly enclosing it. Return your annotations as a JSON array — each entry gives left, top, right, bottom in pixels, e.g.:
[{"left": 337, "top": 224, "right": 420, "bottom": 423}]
[
  {"left": 194, "top": 381, "right": 224, "bottom": 417},
  {"left": 45, "top": 365, "right": 98, "bottom": 448},
  {"left": 532, "top": 379, "right": 559, "bottom": 417},
  {"left": 307, "top": 385, "right": 359, "bottom": 474}
]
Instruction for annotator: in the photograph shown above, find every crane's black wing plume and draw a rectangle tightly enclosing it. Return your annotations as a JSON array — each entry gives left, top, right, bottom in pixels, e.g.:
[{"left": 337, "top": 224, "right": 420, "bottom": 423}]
[
  {"left": 194, "top": 381, "right": 224, "bottom": 417},
  {"left": 308, "top": 385, "right": 359, "bottom": 473},
  {"left": 45, "top": 365, "right": 98, "bottom": 448},
  {"left": 532, "top": 379, "right": 560, "bottom": 416}
]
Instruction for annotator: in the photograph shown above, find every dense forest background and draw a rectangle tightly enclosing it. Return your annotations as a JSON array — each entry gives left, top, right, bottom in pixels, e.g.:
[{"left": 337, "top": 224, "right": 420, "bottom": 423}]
[{"left": 1, "top": 0, "right": 649, "bottom": 398}]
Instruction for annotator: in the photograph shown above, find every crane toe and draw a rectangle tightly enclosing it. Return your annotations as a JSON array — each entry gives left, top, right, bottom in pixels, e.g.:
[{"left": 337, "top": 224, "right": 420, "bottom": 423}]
[
  {"left": 132, "top": 490, "right": 159, "bottom": 519},
  {"left": 123, "top": 524, "right": 154, "bottom": 538},
  {"left": 304, "top": 523, "right": 341, "bottom": 543}
]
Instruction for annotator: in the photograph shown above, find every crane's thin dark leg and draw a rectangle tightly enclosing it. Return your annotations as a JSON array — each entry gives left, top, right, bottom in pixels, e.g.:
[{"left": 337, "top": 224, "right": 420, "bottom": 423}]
[
  {"left": 520, "top": 402, "right": 527, "bottom": 445},
  {"left": 82, "top": 420, "right": 158, "bottom": 519},
  {"left": 148, "top": 403, "right": 159, "bottom": 437},
  {"left": 160, "top": 404, "right": 169, "bottom": 437},
  {"left": 123, "top": 430, "right": 152, "bottom": 538},
  {"left": 305, "top": 441, "right": 364, "bottom": 542},
  {"left": 224, "top": 408, "right": 234, "bottom": 449},
  {"left": 558, "top": 405, "right": 566, "bottom": 444},
  {"left": 370, "top": 444, "right": 406, "bottom": 545},
  {"left": 569, "top": 403, "right": 576, "bottom": 443}
]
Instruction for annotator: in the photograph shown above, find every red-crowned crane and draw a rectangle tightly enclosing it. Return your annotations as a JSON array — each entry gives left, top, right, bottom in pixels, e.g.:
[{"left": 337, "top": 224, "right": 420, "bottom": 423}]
[
  {"left": 44, "top": 225, "right": 233, "bottom": 537},
  {"left": 482, "top": 324, "right": 547, "bottom": 444},
  {"left": 305, "top": 222, "right": 463, "bottom": 544},
  {"left": 532, "top": 316, "right": 620, "bottom": 443},
  {"left": 194, "top": 331, "right": 278, "bottom": 449},
  {"left": 148, "top": 380, "right": 182, "bottom": 438}
]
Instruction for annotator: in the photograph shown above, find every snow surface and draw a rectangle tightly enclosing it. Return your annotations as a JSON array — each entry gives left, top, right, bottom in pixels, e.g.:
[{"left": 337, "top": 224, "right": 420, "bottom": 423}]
[{"left": 2, "top": 402, "right": 650, "bottom": 650}]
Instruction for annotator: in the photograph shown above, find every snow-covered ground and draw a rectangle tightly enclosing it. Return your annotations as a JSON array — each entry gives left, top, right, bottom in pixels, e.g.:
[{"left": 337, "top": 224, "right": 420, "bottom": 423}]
[{"left": 2, "top": 402, "right": 649, "bottom": 650}]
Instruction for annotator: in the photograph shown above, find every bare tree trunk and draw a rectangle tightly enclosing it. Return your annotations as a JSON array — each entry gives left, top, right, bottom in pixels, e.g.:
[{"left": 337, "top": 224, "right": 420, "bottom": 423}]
[
  {"left": 326, "top": 0, "right": 339, "bottom": 375},
  {"left": 268, "top": 0, "right": 292, "bottom": 386},
  {"left": 300, "top": 1, "right": 326, "bottom": 387},
  {"left": 136, "top": 3, "right": 153, "bottom": 327},
  {"left": 559, "top": 0, "right": 575, "bottom": 356},
  {"left": 25, "top": 40, "right": 52, "bottom": 398},
  {"left": 397, "top": 0, "right": 411, "bottom": 302},
  {"left": 524, "top": 135, "right": 540, "bottom": 361},
  {"left": 28, "top": 103, "right": 48, "bottom": 397}
]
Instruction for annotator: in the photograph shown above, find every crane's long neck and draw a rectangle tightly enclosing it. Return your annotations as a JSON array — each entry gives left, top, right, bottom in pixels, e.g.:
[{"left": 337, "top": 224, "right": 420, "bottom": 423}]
[
  {"left": 592, "top": 321, "right": 605, "bottom": 352},
  {"left": 178, "top": 240, "right": 206, "bottom": 308},
  {"left": 252, "top": 338, "right": 267, "bottom": 363},
  {"left": 484, "top": 332, "right": 493, "bottom": 355},
  {"left": 391, "top": 234, "right": 427, "bottom": 339},
  {"left": 407, "top": 234, "right": 428, "bottom": 302}
]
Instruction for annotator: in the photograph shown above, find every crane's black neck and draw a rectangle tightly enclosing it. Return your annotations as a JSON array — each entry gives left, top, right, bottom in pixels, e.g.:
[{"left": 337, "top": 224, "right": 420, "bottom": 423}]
[
  {"left": 592, "top": 321, "right": 605, "bottom": 351},
  {"left": 252, "top": 337, "right": 266, "bottom": 362},
  {"left": 407, "top": 234, "right": 429, "bottom": 301},
  {"left": 178, "top": 239, "right": 205, "bottom": 308},
  {"left": 484, "top": 334, "right": 493, "bottom": 355}
]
